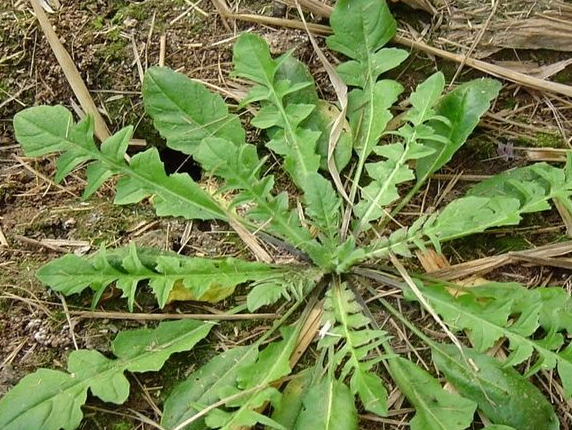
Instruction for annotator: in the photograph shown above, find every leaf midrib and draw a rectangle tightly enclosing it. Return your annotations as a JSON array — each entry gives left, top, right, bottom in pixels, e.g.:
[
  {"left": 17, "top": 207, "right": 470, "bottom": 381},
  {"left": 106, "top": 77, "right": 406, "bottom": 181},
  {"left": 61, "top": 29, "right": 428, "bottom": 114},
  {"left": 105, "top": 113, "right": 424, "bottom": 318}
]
[
  {"left": 208, "top": 142, "right": 319, "bottom": 255},
  {"left": 27, "top": 118, "right": 226, "bottom": 221}
]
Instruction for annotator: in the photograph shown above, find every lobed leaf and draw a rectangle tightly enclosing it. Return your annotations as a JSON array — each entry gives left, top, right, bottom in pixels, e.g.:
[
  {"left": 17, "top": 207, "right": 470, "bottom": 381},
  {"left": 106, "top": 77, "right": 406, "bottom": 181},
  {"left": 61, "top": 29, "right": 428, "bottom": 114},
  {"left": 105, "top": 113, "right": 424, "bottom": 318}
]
[
  {"left": 353, "top": 74, "right": 446, "bottom": 232},
  {"left": 327, "top": 0, "right": 402, "bottom": 87},
  {"left": 0, "top": 320, "right": 213, "bottom": 430},
  {"left": 194, "top": 136, "right": 329, "bottom": 267},
  {"left": 363, "top": 160, "right": 572, "bottom": 261},
  {"left": 328, "top": 0, "right": 407, "bottom": 215},
  {"left": 14, "top": 106, "right": 226, "bottom": 221},
  {"left": 275, "top": 56, "right": 352, "bottom": 171},
  {"left": 319, "top": 283, "right": 389, "bottom": 415},
  {"left": 415, "top": 78, "right": 502, "bottom": 185},
  {"left": 37, "top": 244, "right": 299, "bottom": 310},
  {"left": 469, "top": 159, "right": 572, "bottom": 212},
  {"left": 234, "top": 33, "right": 321, "bottom": 187},
  {"left": 205, "top": 327, "right": 299, "bottom": 430},
  {"left": 421, "top": 283, "right": 572, "bottom": 399},
  {"left": 303, "top": 172, "right": 342, "bottom": 247}
]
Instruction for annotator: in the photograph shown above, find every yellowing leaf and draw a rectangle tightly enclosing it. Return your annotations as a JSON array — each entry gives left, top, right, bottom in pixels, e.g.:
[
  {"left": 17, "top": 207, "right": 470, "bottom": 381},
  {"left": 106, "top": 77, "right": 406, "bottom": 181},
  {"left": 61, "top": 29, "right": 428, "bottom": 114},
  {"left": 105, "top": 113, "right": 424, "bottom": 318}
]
[{"left": 167, "top": 280, "right": 236, "bottom": 304}]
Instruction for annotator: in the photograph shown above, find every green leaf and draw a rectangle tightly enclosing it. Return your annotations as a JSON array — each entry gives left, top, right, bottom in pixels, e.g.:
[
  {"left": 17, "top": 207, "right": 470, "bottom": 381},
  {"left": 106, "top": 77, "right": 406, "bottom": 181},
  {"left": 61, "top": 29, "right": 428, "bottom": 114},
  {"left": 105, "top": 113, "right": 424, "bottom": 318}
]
[
  {"left": 275, "top": 56, "right": 352, "bottom": 171},
  {"left": 162, "top": 346, "right": 258, "bottom": 430},
  {"left": 303, "top": 172, "right": 341, "bottom": 246},
  {"left": 351, "top": 369, "right": 387, "bottom": 417},
  {"left": 469, "top": 161, "right": 572, "bottom": 214},
  {"left": 206, "top": 327, "right": 300, "bottom": 430},
  {"left": 294, "top": 377, "right": 358, "bottom": 430},
  {"left": 0, "top": 320, "right": 213, "bottom": 430},
  {"left": 347, "top": 79, "right": 404, "bottom": 160},
  {"left": 312, "top": 101, "right": 353, "bottom": 172},
  {"left": 415, "top": 78, "right": 502, "bottom": 183},
  {"left": 234, "top": 33, "right": 321, "bottom": 187},
  {"left": 422, "top": 283, "right": 572, "bottom": 399},
  {"left": 13, "top": 105, "right": 95, "bottom": 157},
  {"left": 13, "top": 106, "right": 227, "bottom": 221},
  {"left": 238, "top": 327, "right": 297, "bottom": 388},
  {"left": 247, "top": 282, "right": 288, "bottom": 312},
  {"left": 405, "top": 72, "right": 446, "bottom": 126},
  {"left": 327, "top": 0, "right": 403, "bottom": 87},
  {"left": 194, "top": 136, "right": 327, "bottom": 266},
  {"left": 352, "top": 74, "right": 452, "bottom": 232},
  {"left": 433, "top": 344, "right": 559, "bottom": 430},
  {"left": 143, "top": 66, "right": 245, "bottom": 154},
  {"left": 388, "top": 356, "right": 476, "bottom": 430},
  {"left": 37, "top": 244, "right": 294, "bottom": 309},
  {"left": 271, "top": 370, "right": 312, "bottom": 429},
  {"left": 114, "top": 146, "right": 224, "bottom": 219},
  {"left": 424, "top": 196, "right": 522, "bottom": 242},
  {"left": 319, "top": 283, "right": 389, "bottom": 415},
  {"left": 327, "top": 0, "right": 407, "bottom": 214},
  {"left": 364, "top": 158, "right": 572, "bottom": 259}
]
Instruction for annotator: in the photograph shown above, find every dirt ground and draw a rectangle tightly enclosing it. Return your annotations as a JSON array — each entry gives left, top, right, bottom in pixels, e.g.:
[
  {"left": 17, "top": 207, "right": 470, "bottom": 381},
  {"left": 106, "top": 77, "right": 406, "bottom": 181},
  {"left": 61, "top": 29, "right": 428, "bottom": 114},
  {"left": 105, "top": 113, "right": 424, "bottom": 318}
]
[{"left": 1, "top": 0, "right": 572, "bottom": 429}]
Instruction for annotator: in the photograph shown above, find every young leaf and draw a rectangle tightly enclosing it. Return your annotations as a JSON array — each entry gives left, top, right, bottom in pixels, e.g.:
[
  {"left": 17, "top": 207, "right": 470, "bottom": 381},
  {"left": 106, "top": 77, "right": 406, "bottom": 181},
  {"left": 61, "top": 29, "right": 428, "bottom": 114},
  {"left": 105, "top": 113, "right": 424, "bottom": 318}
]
[
  {"left": 353, "top": 73, "right": 447, "bottom": 232},
  {"left": 319, "top": 283, "right": 389, "bottom": 416},
  {"left": 162, "top": 346, "right": 258, "bottom": 430},
  {"left": 414, "top": 78, "right": 502, "bottom": 187},
  {"left": 327, "top": 0, "right": 403, "bottom": 88},
  {"left": 234, "top": 33, "right": 321, "bottom": 187},
  {"left": 388, "top": 356, "right": 476, "bottom": 430},
  {"left": 294, "top": 377, "right": 358, "bottom": 430},
  {"left": 247, "top": 265, "right": 319, "bottom": 312},
  {"left": 468, "top": 160, "right": 572, "bottom": 213},
  {"left": 303, "top": 172, "right": 342, "bottom": 247},
  {"left": 389, "top": 77, "right": 502, "bottom": 219},
  {"left": 194, "top": 136, "right": 328, "bottom": 266},
  {"left": 0, "top": 320, "right": 213, "bottom": 430},
  {"left": 363, "top": 160, "right": 572, "bottom": 260},
  {"left": 143, "top": 66, "right": 245, "bottom": 154},
  {"left": 275, "top": 55, "right": 352, "bottom": 171},
  {"left": 37, "top": 244, "right": 301, "bottom": 310},
  {"left": 14, "top": 106, "right": 226, "bottom": 221},
  {"left": 348, "top": 80, "right": 404, "bottom": 161},
  {"left": 327, "top": 0, "right": 408, "bottom": 214},
  {"left": 433, "top": 344, "right": 559, "bottom": 430}
]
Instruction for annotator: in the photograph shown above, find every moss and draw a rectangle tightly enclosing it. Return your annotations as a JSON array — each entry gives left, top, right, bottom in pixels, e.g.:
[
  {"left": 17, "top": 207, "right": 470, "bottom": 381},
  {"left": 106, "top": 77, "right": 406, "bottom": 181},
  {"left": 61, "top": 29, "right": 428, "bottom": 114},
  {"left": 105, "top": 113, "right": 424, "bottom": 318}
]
[
  {"left": 99, "top": 37, "right": 128, "bottom": 58},
  {"left": 464, "top": 134, "right": 496, "bottom": 158},
  {"left": 111, "top": 421, "right": 134, "bottom": 430},
  {"left": 533, "top": 131, "right": 565, "bottom": 148},
  {"left": 91, "top": 16, "right": 105, "bottom": 31}
]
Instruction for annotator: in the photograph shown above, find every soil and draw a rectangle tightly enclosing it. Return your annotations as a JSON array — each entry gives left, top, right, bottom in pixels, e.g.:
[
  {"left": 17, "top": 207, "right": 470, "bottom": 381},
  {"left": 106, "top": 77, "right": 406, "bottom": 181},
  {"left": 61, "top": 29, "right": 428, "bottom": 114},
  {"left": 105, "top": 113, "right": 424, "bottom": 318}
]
[{"left": 1, "top": 0, "right": 572, "bottom": 429}]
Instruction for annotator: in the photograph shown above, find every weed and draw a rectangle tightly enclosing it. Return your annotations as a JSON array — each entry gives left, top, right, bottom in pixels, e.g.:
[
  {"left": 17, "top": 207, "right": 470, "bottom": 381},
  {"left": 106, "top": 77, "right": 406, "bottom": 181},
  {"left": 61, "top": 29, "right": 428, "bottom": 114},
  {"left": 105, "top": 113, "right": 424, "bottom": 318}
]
[{"left": 1, "top": 1, "right": 571, "bottom": 429}]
